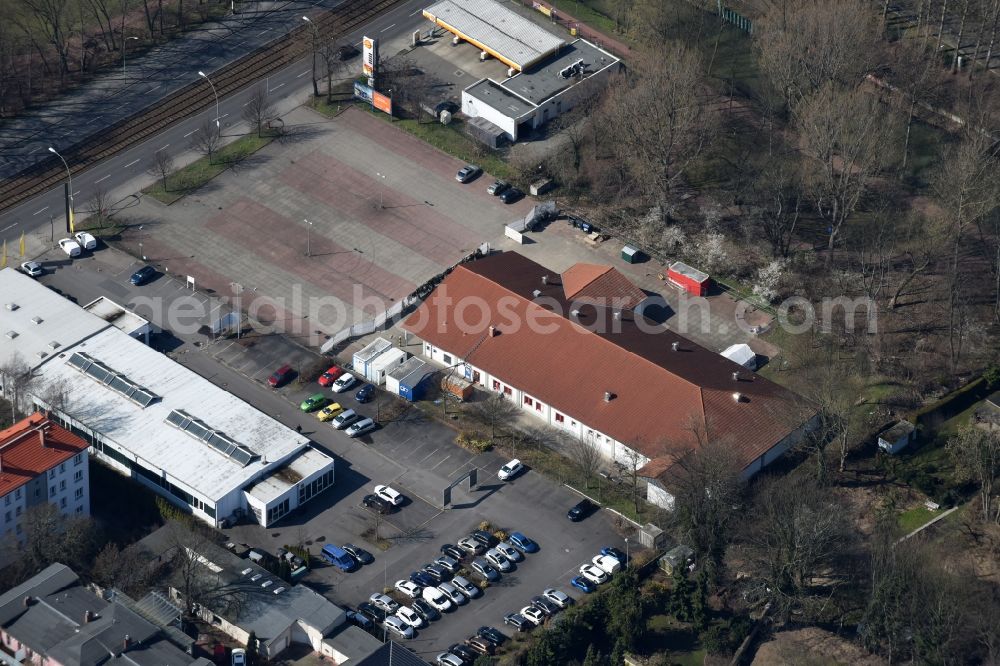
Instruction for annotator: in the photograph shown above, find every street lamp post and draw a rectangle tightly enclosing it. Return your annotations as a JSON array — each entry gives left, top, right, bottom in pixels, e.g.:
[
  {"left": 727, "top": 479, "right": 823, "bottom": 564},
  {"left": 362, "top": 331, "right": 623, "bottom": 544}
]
[
  {"left": 302, "top": 16, "right": 319, "bottom": 97},
  {"left": 376, "top": 172, "right": 386, "bottom": 209},
  {"left": 304, "top": 219, "right": 313, "bottom": 257},
  {"left": 47, "top": 147, "right": 73, "bottom": 234},
  {"left": 122, "top": 36, "right": 139, "bottom": 83},
  {"left": 197, "top": 71, "right": 220, "bottom": 127},
  {"left": 138, "top": 224, "right": 144, "bottom": 260},
  {"left": 625, "top": 538, "right": 630, "bottom": 568}
]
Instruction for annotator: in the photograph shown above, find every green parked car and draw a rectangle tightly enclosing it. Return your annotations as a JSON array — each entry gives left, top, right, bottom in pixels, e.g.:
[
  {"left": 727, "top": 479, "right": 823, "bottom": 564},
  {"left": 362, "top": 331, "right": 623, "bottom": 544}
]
[{"left": 300, "top": 393, "right": 327, "bottom": 412}]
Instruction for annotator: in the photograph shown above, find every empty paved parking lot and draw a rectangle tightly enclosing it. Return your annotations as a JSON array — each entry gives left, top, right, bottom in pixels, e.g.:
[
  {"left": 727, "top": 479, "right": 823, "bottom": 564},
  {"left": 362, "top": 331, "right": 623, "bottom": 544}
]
[{"left": 133, "top": 105, "right": 533, "bottom": 346}]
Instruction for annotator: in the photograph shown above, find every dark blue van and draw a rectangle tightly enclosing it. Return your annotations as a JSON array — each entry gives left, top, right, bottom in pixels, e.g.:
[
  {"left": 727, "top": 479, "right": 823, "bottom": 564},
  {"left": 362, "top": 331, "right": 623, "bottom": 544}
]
[{"left": 321, "top": 544, "right": 358, "bottom": 572}]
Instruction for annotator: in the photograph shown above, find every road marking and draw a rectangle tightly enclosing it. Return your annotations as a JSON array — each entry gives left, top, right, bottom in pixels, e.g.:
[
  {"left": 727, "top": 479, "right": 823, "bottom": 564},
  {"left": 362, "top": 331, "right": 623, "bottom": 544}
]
[
  {"left": 417, "top": 448, "right": 441, "bottom": 464},
  {"left": 123, "top": 159, "right": 140, "bottom": 168},
  {"left": 218, "top": 113, "right": 229, "bottom": 120},
  {"left": 32, "top": 206, "right": 49, "bottom": 216},
  {"left": 429, "top": 454, "right": 451, "bottom": 470},
  {"left": 380, "top": 23, "right": 396, "bottom": 32},
  {"left": 72, "top": 190, "right": 80, "bottom": 196},
  {"left": 29, "top": 147, "right": 40, "bottom": 154},
  {"left": 257, "top": 30, "right": 269, "bottom": 36},
  {"left": 410, "top": 8, "right": 422, "bottom": 15},
  {"left": 156, "top": 144, "right": 170, "bottom": 152},
  {"left": 296, "top": 70, "right": 309, "bottom": 78},
  {"left": 183, "top": 129, "right": 198, "bottom": 137},
  {"left": 242, "top": 100, "right": 252, "bottom": 106},
  {"left": 95, "top": 174, "right": 111, "bottom": 183},
  {"left": 0, "top": 223, "right": 17, "bottom": 233},
  {"left": 270, "top": 82, "right": 285, "bottom": 91},
  {"left": 149, "top": 85, "right": 161, "bottom": 92}
]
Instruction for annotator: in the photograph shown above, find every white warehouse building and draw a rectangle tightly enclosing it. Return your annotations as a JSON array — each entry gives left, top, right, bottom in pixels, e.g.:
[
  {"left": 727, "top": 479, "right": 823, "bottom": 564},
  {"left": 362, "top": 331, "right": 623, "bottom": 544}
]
[{"left": 0, "top": 268, "right": 335, "bottom": 528}]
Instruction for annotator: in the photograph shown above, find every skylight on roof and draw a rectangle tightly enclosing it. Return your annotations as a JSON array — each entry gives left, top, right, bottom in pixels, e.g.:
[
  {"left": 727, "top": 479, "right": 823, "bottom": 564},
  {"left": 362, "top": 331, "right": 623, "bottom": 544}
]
[
  {"left": 164, "top": 409, "right": 257, "bottom": 467},
  {"left": 67, "top": 352, "right": 159, "bottom": 408}
]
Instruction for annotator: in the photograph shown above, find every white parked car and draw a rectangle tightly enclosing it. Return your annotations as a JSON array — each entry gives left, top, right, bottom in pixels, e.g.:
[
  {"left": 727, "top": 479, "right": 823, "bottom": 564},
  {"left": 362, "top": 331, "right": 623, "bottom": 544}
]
[
  {"left": 592, "top": 554, "right": 622, "bottom": 575},
  {"left": 346, "top": 417, "right": 375, "bottom": 437},
  {"left": 496, "top": 542, "right": 523, "bottom": 562},
  {"left": 543, "top": 588, "right": 572, "bottom": 608},
  {"left": 498, "top": 458, "right": 524, "bottom": 481},
  {"left": 57, "top": 238, "right": 81, "bottom": 257},
  {"left": 73, "top": 231, "right": 97, "bottom": 250},
  {"left": 451, "top": 575, "right": 481, "bottom": 599},
  {"left": 368, "top": 592, "right": 399, "bottom": 613},
  {"left": 383, "top": 615, "right": 414, "bottom": 639},
  {"left": 19, "top": 261, "right": 43, "bottom": 277},
  {"left": 331, "top": 373, "right": 357, "bottom": 393},
  {"left": 485, "top": 548, "right": 513, "bottom": 572},
  {"left": 374, "top": 484, "right": 404, "bottom": 506},
  {"left": 395, "top": 580, "right": 422, "bottom": 599},
  {"left": 520, "top": 605, "right": 545, "bottom": 626},
  {"left": 579, "top": 564, "right": 609, "bottom": 585},
  {"left": 421, "top": 585, "right": 453, "bottom": 612},
  {"left": 395, "top": 606, "right": 424, "bottom": 629},
  {"left": 436, "top": 582, "right": 467, "bottom": 606}
]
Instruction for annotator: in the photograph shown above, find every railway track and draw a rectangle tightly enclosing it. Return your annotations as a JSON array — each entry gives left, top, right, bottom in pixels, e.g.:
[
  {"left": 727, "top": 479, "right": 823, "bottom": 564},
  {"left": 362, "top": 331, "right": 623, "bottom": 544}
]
[{"left": 0, "top": 0, "right": 404, "bottom": 214}]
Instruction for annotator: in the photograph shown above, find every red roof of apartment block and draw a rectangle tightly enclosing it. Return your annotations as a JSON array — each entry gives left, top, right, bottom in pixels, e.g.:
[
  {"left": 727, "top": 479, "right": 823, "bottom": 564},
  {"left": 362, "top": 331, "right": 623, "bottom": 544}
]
[
  {"left": 0, "top": 413, "right": 88, "bottom": 497},
  {"left": 403, "top": 252, "right": 813, "bottom": 477}
]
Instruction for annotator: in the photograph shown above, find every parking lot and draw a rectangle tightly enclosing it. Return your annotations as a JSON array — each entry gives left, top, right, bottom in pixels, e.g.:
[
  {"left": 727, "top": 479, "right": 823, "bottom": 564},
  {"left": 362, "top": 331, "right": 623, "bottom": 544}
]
[{"left": 28, "top": 243, "right": 630, "bottom": 660}]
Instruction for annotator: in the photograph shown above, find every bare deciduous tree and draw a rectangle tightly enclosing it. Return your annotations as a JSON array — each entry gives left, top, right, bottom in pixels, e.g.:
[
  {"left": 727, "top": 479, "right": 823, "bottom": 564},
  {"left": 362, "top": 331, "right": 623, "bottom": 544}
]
[
  {"left": 92, "top": 542, "right": 156, "bottom": 596},
  {"left": 795, "top": 83, "right": 899, "bottom": 259},
  {"left": 241, "top": 85, "right": 274, "bottom": 138},
  {"left": 948, "top": 425, "right": 1000, "bottom": 524},
  {"left": 1, "top": 353, "right": 35, "bottom": 422},
  {"left": 569, "top": 434, "right": 603, "bottom": 489},
  {"left": 190, "top": 119, "right": 221, "bottom": 164},
  {"left": 148, "top": 149, "right": 175, "bottom": 191},
  {"left": 470, "top": 394, "right": 520, "bottom": 446}
]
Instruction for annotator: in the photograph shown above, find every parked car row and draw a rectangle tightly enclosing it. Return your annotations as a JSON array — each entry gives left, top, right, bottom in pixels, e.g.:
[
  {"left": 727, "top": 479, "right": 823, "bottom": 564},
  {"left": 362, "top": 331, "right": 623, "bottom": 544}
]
[
  {"left": 455, "top": 164, "right": 524, "bottom": 204},
  {"left": 269, "top": 364, "right": 380, "bottom": 436},
  {"left": 570, "top": 546, "right": 626, "bottom": 594}
]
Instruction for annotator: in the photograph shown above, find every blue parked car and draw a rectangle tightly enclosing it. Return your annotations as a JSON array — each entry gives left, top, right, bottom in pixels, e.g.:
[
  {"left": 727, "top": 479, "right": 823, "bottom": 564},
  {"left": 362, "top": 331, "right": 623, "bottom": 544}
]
[
  {"left": 509, "top": 532, "right": 539, "bottom": 553},
  {"left": 601, "top": 546, "right": 627, "bottom": 563},
  {"left": 410, "top": 571, "right": 437, "bottom": 587},
  {"left": 571, "top": 575, "right": 596, "bottom": 594},
  {"left": 129, "top": 265, "right": 156, "bottom": 285},
  {"left": 356, "top": 384, "right": 375, "bottom": 403}
]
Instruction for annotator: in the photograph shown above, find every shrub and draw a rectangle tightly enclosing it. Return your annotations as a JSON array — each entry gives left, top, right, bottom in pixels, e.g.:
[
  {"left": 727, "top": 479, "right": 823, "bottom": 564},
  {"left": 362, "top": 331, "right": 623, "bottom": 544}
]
[
  {"left": 457, "top": 430, "right": 492, "bottom": 452},
  {"left": 701, "top": 617, "right": 752, "bottom": 655}
]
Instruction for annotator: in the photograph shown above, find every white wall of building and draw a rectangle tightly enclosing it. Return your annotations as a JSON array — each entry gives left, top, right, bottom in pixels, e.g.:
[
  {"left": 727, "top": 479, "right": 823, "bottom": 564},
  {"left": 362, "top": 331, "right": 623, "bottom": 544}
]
[
  {"left": 1, "top": 449, "right": 89, "bottom": 544},
  {"left": 461, "top": 88, "right": 524, "bottom": 140}
]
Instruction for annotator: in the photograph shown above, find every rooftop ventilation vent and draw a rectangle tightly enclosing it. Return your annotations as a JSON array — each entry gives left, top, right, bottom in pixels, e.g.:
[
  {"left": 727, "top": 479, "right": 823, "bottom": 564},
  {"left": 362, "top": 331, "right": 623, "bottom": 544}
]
[
  {"left": 31, "top": 317, "right": 43, "bottom": 325},
  {"left": 733, "top": 392, "right": 743, "bottom": 402},
  {"left": 5, "top": 303, "right": 18, "bottom": 311},
  {"left": 532, "top": 289, "right": 542, "bottom": 297},
  {"left": 48, "top": 341, "right": 60, "bottom": 349},
  {"left": 5, "top": 330, "right": 18, "bottom": 339}
]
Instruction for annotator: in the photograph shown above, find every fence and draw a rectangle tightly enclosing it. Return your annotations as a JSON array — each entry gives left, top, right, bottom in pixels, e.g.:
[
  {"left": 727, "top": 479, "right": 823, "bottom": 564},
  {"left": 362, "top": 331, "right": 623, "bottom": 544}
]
[{"left": 320, "top": 298, "right": 411, "bottom": 353}]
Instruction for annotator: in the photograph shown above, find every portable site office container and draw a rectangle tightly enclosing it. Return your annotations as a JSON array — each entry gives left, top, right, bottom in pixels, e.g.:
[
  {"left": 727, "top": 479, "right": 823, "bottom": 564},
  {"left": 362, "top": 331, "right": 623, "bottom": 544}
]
[
  {"left": 386, "top": 356, "right": 424, "bottom": 395},
  {"left": 369, "top": 347, "right": 408, "bottom": 385},
  {"left": 352, "top": 337, "right": 392, "bottom": 382},
  {"left": 667, "top": 261, "right": 710, "bottom": 296}
]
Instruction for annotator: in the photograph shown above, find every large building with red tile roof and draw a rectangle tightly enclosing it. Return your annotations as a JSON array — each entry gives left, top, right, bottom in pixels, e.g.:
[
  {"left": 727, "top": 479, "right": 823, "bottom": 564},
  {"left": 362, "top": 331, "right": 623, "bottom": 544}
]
[
  {"left": 0, "top": 413, "right": 90, "bottom": 544},
  {"left": 402, "top": 252, "right": 817, "bottom": 508}
]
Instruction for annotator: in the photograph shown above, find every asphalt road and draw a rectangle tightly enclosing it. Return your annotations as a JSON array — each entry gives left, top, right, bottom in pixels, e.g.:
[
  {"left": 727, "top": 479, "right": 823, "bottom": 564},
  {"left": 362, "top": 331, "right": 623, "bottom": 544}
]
[{"left": 0, "top": 0, "right": 429, "bottom": 249}]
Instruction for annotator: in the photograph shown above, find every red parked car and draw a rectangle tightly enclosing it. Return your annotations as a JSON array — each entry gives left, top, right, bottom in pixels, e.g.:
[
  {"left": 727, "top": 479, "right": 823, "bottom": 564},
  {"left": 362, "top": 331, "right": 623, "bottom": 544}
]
[
  {"left": 267, "top": 364, "right": 294, "bottom": 388},
  {"left": 317, "top": 365, "right": 345, "bottom": 387}
]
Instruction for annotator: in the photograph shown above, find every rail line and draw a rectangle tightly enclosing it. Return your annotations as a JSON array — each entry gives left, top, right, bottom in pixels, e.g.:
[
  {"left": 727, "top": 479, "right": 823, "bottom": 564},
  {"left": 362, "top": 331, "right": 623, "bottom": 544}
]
[{"left": 0, "top": 0, "right": 404, "bottom": 213}]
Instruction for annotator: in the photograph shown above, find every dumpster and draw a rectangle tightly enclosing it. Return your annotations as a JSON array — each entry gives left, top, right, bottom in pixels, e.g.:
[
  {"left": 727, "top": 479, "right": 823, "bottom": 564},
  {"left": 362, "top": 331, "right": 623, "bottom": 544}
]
[{"left": 621, "top": 245, "right": 642, "bottom": 264}]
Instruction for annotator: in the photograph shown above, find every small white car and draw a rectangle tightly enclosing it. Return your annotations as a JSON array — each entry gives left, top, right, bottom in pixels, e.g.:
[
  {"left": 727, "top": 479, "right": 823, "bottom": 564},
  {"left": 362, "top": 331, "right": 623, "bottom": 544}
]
[
  {"left": 395, "top": 605, "right": 424, "bottom": 629},
  {"left": 331, "top": 373, "right": 357, "bottom": 393},
  {"left": 73, "top": 231, "right": 97, "bottom": 250},
  {"left": 452, "top": 575, "right": 481, "bottom": 599},
  {"left": 58, "top": 238, "right": 81, "bottom": 257},
  {"left": 496, "top": 542, "right": 523, "bottom": 562},
  {"left": 543, "top": 588, "right": 572, "bottom": 608},
  {"left": 346, "top": 417, "right": 375, "bottom": 437},
  {"left": 485, "top": 548, "right": 513, "bottom": 572},
  {"left": 421, "top": 585, "right": 453, "bottom": 612},
  {"left": 437, "top": 582, "right": 467, "bottom": 606},
  {"left": 369, "top": 592, "right": 399, "bottom": 613},
  {"left": 592, "top": 554, "right": 622, "bottom": 575},
  {"left": 395, "top": 580, "right": 422, "bottom": 599},
  {"left": 20, "top": 261, "right": 43, "bottom": 277},
  {"left": 579, "top": 564, "right": 609, "bottom": 585},
  {"left": 383, "top": 615, "right": 414, "bottom": 639},
  {"left": 437, "top": 653, "right": 464, "bottom": 666},
  {"left": 520, "top": 605, "right": 545, "bottom": 626},
  {"left": 374, "top": 484, "right": 404, "bottom": 506},
  {"left": 498, "top": 458, "right": 523, "bottom": 481}
]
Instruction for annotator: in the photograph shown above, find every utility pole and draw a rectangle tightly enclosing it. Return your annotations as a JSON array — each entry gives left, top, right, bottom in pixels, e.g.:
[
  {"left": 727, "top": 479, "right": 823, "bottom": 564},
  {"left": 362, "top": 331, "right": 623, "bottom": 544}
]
[
  {"left": 302, "top": 17, "right": 319, "bottom": 97},
  {"left": 304, "top": 219, "right": 313, "bottom": 257},
  {"left": 122, "top": 36, "right": 138, "bottom": 83}
]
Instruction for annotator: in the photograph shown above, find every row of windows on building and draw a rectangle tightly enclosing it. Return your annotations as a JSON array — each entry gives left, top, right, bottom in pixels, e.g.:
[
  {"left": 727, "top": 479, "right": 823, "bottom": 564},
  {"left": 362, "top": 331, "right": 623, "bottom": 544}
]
[{"left": 298, "top": 469, "right": 334, "bottom": 505}]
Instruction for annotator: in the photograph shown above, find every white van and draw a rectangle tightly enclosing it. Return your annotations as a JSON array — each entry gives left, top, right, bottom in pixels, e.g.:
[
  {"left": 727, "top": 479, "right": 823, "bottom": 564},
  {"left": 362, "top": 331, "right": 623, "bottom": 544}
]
[
  {"left": 421, "top": 585, "right": 453, "bottom": 612},
  {"left": 592, "top": 554, "right": 621, "bottom": 575}
]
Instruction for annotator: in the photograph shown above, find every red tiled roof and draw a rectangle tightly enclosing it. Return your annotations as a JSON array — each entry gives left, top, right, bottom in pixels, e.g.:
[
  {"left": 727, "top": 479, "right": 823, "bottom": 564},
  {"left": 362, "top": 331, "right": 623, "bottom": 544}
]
[
  {"left": 561, "top": 263, "right": 647, "bottom": 310},
  {"left": 0, "top": 413, "right": 89, "bottom": 498},
  {"left": 403, "top": 252, "right": 813, "bottom": 473}
]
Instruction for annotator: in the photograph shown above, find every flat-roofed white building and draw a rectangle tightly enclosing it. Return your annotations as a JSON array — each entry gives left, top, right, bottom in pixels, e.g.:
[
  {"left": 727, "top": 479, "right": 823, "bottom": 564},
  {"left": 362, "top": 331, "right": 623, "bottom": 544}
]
[{"left": 0, "top": 268, "right": 334, "bottom": 528}]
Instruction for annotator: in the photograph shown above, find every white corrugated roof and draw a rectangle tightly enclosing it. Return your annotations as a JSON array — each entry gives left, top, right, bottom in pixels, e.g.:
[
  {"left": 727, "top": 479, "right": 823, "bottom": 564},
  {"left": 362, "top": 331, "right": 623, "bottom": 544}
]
[
  {"left": 370, "top": 347, "right": 407, "bottom": 372},
  {"left": 37, "top": 327, "right": 313, "bottom": 502},
  {"left": 424, "top": 0, "right": 565, "bottom": 70},
  {"left": 246, "top": 447, "right": 331, "bottom": 504},
  {"left": 0, "top": 268, "right": 109, "bottom": 368}
]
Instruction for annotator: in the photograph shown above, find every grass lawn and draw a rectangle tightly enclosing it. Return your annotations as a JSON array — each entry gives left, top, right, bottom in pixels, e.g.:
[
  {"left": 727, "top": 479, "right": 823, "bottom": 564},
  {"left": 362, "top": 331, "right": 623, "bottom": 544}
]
[
  {"left": 145, "top": 133, "right": 272, "bottom": 204},
  {"left": 311, "top": 98, "right": 515, "bottom": 181},
  {"left": 897, "top": 505, "right": 941, "bottom": 534}
]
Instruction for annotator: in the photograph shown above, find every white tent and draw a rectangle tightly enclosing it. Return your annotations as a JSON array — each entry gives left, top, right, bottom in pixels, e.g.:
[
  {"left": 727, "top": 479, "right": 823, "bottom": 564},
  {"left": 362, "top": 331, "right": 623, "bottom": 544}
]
[{"left": 720, "top": 343, "right": 757, "bottom": 370}]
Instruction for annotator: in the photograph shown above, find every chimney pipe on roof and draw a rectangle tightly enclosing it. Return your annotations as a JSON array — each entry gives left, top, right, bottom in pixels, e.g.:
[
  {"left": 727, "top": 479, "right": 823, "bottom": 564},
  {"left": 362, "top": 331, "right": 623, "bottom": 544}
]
[
  {"left": 541, "top": 275, "right": 548, "bottom": 285},
  {"left": 613, "top": 311, "right": 621, "bottom": 320},
  {"left": 22, "top": 596, "right": 32, "bottom": 607},
  {"left": 489, "top": 325, "right": 498, "bottom": 337},
  {"left": 571, "top": 309, "right": 581, "bottom": 317},
  {"left": 671, "top": 342, "right": 679, "bottom": 352},
  {"left": 123, "top": 635, "right": 131, "bottom": 651},
  {"left": 733, "top": 392, "right": 743, "bottom": 402},
  {"left": 604, "top": 391, "right": 612, "bottom": 402},
  {"left": 732, "top": 371, "right": 739, "bottom": 381},
  {"left": 84, "top": 610, "right": 93, "bottom": 624}
]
